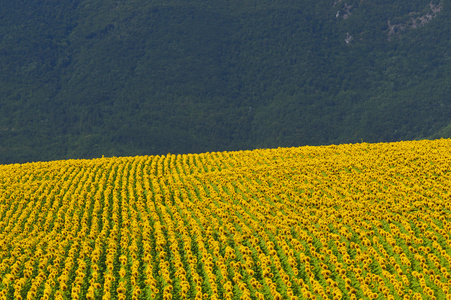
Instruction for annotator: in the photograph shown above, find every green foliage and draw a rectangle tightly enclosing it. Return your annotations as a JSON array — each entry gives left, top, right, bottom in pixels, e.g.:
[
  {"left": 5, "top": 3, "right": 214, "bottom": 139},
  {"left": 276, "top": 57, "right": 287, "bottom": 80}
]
[{"left": 0, "top": 0, "right": 450, "bottom": 163}]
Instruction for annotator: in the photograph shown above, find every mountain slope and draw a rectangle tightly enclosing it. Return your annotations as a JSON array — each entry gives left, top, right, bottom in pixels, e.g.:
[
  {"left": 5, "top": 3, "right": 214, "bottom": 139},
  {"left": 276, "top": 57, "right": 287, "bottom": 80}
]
[{"left": 0, "top": 0, "right": 449, "bottom": 163}]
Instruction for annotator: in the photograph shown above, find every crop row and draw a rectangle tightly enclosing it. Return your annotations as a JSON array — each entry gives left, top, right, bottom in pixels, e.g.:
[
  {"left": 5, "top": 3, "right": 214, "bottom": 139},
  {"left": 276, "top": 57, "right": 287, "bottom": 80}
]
[{"left": 0, "top": 140, "right": 451, "bottom": 299}]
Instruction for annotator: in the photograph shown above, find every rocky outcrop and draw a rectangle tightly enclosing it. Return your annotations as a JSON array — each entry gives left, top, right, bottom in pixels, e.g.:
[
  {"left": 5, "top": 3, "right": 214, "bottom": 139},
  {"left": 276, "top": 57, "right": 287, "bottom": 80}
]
[
  {"left": 387, "top": 2, "right": 442, "bottom": 40},
  {"left": 335, "top": 2, "right": 353, "bottom": 20}
]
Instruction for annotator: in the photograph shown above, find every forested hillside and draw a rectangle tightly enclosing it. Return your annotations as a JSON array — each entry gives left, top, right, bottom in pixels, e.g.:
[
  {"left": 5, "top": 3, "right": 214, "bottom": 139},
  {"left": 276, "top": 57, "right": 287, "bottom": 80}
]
[{"left": 0, "top": 0, "right": 449, "bottom": 163}]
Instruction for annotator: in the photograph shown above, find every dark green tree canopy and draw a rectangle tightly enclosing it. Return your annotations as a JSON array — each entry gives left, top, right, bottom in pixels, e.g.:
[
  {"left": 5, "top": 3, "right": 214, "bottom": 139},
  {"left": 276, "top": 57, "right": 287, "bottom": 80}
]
[{"left": 0, "top": 0, "right": 449, "bottom": 163}]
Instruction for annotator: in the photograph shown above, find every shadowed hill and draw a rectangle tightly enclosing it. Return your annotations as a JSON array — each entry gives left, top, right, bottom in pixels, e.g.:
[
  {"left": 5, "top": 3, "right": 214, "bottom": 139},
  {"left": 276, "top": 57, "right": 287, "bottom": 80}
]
[{"left": 0, "top": 0, "right": 449, "bottom": 163}]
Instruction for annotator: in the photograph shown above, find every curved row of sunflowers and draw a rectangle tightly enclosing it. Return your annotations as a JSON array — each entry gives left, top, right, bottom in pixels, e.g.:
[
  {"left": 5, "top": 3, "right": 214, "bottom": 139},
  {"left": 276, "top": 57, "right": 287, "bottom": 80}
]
[{"left": 0, "top": 139, "right": 451, "bottom": 299}]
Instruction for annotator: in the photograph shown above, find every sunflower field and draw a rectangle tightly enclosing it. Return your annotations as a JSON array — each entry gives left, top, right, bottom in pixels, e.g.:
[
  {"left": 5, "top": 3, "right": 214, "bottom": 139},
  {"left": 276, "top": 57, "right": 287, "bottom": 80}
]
[{"left": 1, "top": 139, "right": 451, "bottom": 300}]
